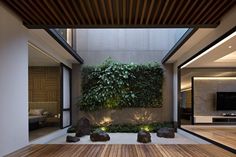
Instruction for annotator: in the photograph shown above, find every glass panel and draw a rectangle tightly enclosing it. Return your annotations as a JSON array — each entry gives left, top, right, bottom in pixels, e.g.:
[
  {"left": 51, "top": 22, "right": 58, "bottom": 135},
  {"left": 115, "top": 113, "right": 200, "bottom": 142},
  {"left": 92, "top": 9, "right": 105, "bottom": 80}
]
[
  {"left": 54, "top": 29, "right": 73, "bottom": 47},
  {"left": 63, "top": 111, "right": 70, "bottom": 127},
  {"left": 63, "top": 67, "right": 70, "bottom": 109}
]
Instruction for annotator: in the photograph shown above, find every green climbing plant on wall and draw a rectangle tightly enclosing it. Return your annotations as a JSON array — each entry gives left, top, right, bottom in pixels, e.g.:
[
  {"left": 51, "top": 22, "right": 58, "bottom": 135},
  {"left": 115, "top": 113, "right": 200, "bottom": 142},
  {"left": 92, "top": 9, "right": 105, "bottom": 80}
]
[{"left": 79, "top": 58, "right": 163, "bottom": 111}]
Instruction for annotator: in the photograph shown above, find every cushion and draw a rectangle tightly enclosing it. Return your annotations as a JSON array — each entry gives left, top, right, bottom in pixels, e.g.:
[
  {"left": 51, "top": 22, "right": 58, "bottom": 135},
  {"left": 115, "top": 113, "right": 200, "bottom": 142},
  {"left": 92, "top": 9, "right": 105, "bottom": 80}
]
[{"left": 29, "top": 109, "right": 44, "bottom": 116}]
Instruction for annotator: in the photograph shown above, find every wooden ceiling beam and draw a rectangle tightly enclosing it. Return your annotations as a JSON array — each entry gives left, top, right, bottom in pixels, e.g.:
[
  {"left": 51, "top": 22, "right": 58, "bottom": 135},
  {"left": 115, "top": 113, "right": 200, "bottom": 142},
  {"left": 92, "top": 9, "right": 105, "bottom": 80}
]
[
  {"left": 210, "top": 1, "right": 235, "bottom": 24},
  {"left": 115, "top": 0, "right": 120, "bottom": 25},
  {"left": 185, "top": 0, "right": 208, "bottom": 24},
  {"left": 101, "top": 0, "right": 109, "bottom": 24},
  {"left": 190, "top": 0, "right": 214, "bottom": 25},
  {"left": 179, "top": 0, "right": 198, "bottom": 24},
  {"left": 21, "top": 0, "right": 46, "bottom": 25},
  {"left": 43, "top": 0, "right": 64, "bottom": 25},
  {"left": 168, "top": 0, "right": 184, "bottom": 24},
  {"left": 64, "top": 0, "right": 80, "bottom": 24},
  {"left": 123, "top": 0, "right": 126, "bottom": 24},
  {"left": 108, "top": 0, "right": 114, "bottom": 25},
  {"left": 134, "top": 0, "right": 140, "bottom": 25},
  {"left": 3, "top": 0, "right": 232, "bottom": 28},
  {"left": 46, "top": 0, "right": 67, "bottom": 24},
  {"left": 94, "top": 0, "right": 103, "bottom": 24},
  {"left": 6, "top": 0, "right": 35, "bottom": 24},
  {"left": 157, "top": 0, "right": 170, "bottom": 24},
  {"left": 174, "top": 0, "right": 191, "bottom": 24},
  {"left": 71, "top": 0, "right": 86, "bottom": 25},
  {"left": 86, "top": 0, "right": 97, "bottom": 25},
  {"left": 163, "top": 0, "right": 177, "bottom": 24},
  {"left": 198, "top": 0, "right": 222, "bottom": 24},
  {"left": 151, "top": 0, "right": 161, "bottom": 24},
  {"left": 57, "top": 0, "right": 74, "bottom": 25},
  {"left": 140, "top": 0, "right": 147, "bottom": 24},
  {"left": 203, "top": 0, "right": 229, "bottom": 24},
  {"left": 128, "top": 0, "right": 133, "bottom": 24},
  {"left": 145, "top": 0, "right": 155, "bottom": 24},
  {"left": 80, "top": 0, "right": 92, "bottom": 25}
]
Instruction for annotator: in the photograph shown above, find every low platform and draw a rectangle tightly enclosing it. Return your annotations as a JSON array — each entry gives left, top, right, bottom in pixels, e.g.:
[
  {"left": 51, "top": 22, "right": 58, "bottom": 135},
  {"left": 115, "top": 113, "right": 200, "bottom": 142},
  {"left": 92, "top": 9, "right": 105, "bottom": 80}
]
[{"left": 6, "top": 144, "right": 235, "bottom": 157}]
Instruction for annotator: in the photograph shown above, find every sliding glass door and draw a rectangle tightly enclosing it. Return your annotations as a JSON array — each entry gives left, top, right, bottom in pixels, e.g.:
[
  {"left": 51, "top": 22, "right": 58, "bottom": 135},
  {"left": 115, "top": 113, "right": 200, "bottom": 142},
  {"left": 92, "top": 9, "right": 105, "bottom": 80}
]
[{"left": 60, "top": 64, "right": 72, "bottom": 128}]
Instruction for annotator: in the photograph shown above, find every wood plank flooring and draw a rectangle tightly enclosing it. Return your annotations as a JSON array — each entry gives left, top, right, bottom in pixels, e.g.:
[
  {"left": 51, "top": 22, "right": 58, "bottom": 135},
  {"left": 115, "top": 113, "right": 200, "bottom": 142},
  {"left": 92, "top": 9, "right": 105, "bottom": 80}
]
[
  {"left": 182, "top": 125, "right": 236, "bottom": 151},
  {"left": 6, "top": 144, "right": 235, "bottom": 157}
]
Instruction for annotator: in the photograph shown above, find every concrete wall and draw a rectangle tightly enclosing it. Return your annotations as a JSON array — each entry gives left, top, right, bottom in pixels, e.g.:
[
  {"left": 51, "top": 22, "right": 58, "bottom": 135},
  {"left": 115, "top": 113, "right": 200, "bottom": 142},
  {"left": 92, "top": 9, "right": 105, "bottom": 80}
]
[
  {"left": 72, "top": 29, "right": 177, "bottom": 125},
  {"left": 0, "top": 4, "right": 28, "bottom": 156},
  {"left": 194, "top": 79, "right": 236, "bottom": 116}
]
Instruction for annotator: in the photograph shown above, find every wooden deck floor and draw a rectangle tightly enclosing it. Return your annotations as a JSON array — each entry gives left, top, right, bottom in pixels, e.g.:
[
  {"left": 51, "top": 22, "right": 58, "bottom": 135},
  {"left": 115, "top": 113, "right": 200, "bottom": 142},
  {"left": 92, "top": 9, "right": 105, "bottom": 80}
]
[
  {"left": 6, "top": 144, "right": 235, "bottom": 157},
  {"left": 182, "top": 125, "right": 236, "bottom": 152}
]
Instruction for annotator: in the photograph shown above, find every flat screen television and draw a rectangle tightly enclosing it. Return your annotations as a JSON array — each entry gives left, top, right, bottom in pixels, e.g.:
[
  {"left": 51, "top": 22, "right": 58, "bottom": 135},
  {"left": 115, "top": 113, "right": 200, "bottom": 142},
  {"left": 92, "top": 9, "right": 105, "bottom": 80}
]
[{"left": 217, "top": 92, "right": 236, "bottom": 110}]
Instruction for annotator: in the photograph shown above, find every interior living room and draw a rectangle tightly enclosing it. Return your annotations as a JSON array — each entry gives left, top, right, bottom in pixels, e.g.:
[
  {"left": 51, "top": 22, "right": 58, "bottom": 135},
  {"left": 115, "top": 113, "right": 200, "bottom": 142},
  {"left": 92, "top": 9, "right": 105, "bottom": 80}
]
[
  {"left": 28, "top": 44, "right": 61, "bottom": 141},
  {"left": 179, "top": 29, "right": 236, "bottom": 152}
]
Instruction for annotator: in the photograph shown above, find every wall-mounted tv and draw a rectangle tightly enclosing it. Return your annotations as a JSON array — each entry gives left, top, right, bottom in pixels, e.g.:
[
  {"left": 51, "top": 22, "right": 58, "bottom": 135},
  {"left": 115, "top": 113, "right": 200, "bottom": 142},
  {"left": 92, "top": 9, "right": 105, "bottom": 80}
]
[{"left": 217, "top": 92, "right": 236, "bottom": 110}]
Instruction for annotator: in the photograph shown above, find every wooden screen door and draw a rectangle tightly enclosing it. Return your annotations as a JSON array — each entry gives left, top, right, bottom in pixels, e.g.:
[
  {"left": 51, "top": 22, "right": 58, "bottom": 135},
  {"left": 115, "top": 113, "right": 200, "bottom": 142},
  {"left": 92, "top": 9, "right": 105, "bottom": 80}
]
[{"left": 60, "top": 64, "right": 72, "bottom": 128}]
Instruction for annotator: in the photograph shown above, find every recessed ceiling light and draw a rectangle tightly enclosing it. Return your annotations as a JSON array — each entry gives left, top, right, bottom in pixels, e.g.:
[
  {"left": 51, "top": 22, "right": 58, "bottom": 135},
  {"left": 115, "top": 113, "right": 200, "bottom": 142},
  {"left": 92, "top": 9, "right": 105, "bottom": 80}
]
[{"left": 228, "top": 45, "right": 232, "bottom": 48}]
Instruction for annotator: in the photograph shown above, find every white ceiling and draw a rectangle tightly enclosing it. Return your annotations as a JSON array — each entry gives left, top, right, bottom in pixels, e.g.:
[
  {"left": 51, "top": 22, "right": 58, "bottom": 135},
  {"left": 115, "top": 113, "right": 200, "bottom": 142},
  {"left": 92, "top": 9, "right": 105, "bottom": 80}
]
[
  {"left": 28, "top": 44, "right": 59, "bottom": 66},
  {"left": 185, "top": 34, "right": 236, "bottom": 68}
]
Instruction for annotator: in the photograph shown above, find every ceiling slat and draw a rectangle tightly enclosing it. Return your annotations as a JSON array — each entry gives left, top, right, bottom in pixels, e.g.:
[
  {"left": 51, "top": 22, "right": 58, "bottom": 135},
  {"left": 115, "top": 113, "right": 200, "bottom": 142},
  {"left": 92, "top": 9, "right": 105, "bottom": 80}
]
[
  {"left": 115, "top": 0, "right": 120, "bottom": 24},
  {"left": 198, "top": 0, "right": 222, "bottom": 24},
  {"left": 179, "top": 0, "right": 199, "bottom": 24},
  {"left": 145, "top": 0, "right": 155, "bottom": 24},
  {"left": 123, "top": 0, "right": 126, "bottom": 24},
  {"left": 57, "top": 0, "right": 74, "bottom": 25},
  {"left": 43, "top": 0, "right": 64, "bottom": 25},
  {"left": 108, "top": 0, "right": 114, "bottom": 24},
  {"left": 48, "top": 0, "right": 67, "bottom": 24},
  {"left": 151, "top": 0, "right": 161, "bottom": 24},
  {"left": 128, "top": 0, "right": 133, "bottom": 24},
  {"left": 185, "top": 0, "right": 208, "bottom": 24},
  {"left": 63, "top": 0, "right": 80, "bottom": 24},
  {"left": 80, "top": 0, "right": 92, "bottom": 25},
  {"left": 71, "top": 0, "right": 86, "bottom": 25},
  {"left": 94, "top": 0, "right": 103, "bottom": 25},
  {"left": 134, "top": 0, "right": 140, "bottom": 25},
  {"left": 210, "top": 1, "right": 235, "bottom": 24},
  {"left": 174, "top": 0, "right": 191, "bottom": 24},
  {"left": 21, "top": 0, "right": 46, "bottom": 25},
  {"left": 19, "top": 2, "right": 43, "bottom": 24},
  {"left": 157, "top": 0, "right": 170, "bottom": 24},
  {"left": 163, "top": 0, "right": 177, "bottom": 24},
  {"left": 190, "top": 0, "right": 214, "bottom": 25},
  {"left": 202, "top": 0, "right": 229, "bottom": 24},
  {"left": 140, "top": 0, "right": 147, "bottom": 24},
  {"left": 101, "top": 0, "right": 109, "bottom": 24},
  {"left": 168, "top": 0, "right": 185, "bottom": 24},
  {"left": 86, "top": 0, "right": 97, "bottom": 24}
]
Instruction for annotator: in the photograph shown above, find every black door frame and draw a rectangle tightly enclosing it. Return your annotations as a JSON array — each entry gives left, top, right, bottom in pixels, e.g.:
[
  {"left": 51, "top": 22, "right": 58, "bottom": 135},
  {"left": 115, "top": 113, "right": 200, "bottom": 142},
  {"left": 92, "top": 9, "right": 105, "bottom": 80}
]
[{"left": 60, "top": 63, "right": 72, "bottom": 129}]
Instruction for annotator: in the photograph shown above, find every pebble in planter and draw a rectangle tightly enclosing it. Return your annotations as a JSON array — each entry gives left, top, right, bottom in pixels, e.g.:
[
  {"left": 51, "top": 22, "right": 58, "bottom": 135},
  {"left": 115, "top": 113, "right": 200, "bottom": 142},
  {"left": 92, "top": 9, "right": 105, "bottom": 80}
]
[
  {"left": 137, "top": 130, "right": 151, "bottom": 143},
  {"left": 156, "top": 127, "right": 175, "bottom": 138},
  {"left": 90, "top": 129, "right": 110, "bottom": 142}
]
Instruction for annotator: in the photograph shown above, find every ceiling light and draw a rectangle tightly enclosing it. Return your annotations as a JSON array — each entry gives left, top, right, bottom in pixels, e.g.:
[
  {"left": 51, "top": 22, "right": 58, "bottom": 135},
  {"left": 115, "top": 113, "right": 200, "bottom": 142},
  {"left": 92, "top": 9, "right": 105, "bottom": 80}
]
[
  {"left": 228, "top": 45, "right": 232, "bottom": 49},
  {"left": 194, "top": 77, "right": 236, "bottom": 80},
  {"left": 181, "top": 30, "right": 236, "bottom": 69}
]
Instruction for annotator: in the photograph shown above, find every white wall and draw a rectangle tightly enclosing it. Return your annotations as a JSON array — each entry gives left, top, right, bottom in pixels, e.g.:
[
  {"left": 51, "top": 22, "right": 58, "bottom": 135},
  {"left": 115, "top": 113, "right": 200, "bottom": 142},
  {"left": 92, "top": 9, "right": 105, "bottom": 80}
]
[
  {"left": 0, "top": 3, "right": 29, "bottom": 156},
  {"left": 172, "top": 6, "right": 236, "bottom": 122}
]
